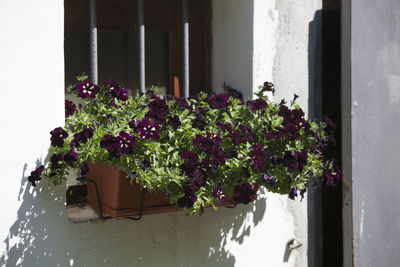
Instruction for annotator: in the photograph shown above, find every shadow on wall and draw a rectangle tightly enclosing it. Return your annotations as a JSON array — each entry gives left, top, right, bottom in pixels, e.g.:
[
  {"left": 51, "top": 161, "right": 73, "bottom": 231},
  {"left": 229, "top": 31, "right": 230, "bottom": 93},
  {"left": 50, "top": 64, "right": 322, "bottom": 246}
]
[{"left": 0, "top": 165, "right": 266, "bottom": 267}]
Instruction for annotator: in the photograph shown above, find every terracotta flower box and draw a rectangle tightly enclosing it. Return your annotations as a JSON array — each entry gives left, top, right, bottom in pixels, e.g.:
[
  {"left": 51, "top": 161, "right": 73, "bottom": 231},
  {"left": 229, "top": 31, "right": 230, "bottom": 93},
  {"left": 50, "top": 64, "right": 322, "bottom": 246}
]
[{"left": 86, "top": 162, "right": 237, "bottom": 218}]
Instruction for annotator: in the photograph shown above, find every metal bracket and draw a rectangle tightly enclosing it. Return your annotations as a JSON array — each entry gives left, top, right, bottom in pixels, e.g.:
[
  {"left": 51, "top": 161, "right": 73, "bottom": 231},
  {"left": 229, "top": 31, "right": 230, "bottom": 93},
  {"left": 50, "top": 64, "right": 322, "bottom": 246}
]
[{"left": 76, "top": 176, "right": 146, "bottom": 221}]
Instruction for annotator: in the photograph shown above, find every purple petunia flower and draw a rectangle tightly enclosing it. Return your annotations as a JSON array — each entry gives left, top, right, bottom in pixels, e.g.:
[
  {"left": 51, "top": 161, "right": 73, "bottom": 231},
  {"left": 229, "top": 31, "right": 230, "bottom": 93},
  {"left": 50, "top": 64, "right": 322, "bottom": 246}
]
[
  {"left": 282, "top": 122, "right": 300, "bottom": 141},
  {"left": 117, "top": 131, "right": 136, "bottom": 156},
  {"left": 277, "top": 105, "right": 309, "bottom": 141},
  {"left": 50, "top": 127, "right": 69, "bottom": 148},
  {"left": 249, "top": 145, "right": 267, "bottom": 170},
  {"left": 323, "top": 162, "right": 341, "bottom": 187},
  {"left": 213, "top": 182, "right": 228, "bottom": 202},
  {"left": 100, "top": 134, "right": 117, "bottom": 158},
  {"left": 177, "top": 187, "right": 197, "bottom": 208},
  {"left": 193, "top": 133, "right": 227, "bottom": 165},
  {"left": 192, "top": 111, "right": 206, "bottom": 130},
  {"left": 65, "top": 100, "right": 77, "bottom": 119},
  {"left": 145, "top": 96, "right": 169, "bottom": 125},
  {"left": 262, "top": 173, "right": 277, "bottom": 186},
  {"left": 210, "top": 145, "right": 228, "bottom": 165},
  {"left": 176, "top": 97, "right": 191, "bottom": 109},
  {"left": 229, "top": 129, "right": 246, "bottom": 144},
  {"left": 77, "top": 80, "right": 99, "bottom": 98},
  {"left": 207, "top": 93, "right": 230, "bottom": 109},
  {"left": 180, "top": 150, "right": 199, "bottom": 168},
  {"left": 289, "top": 187, "right": 298, "bottom": 200},
  {"left": 70, "top": 127, "right": 94, "bottom": 148},
  {"left": 128, "top": 119, "right": 140, "bottom": 131},
  {"left": 63, "top": 150, "right": 78, "bottom": 167},
  {"left": 263, "top": 81, "right": 275, "bottom": 95},
  {"left": 100, "top": 131, "right": 136, "bottom": 159},
  {"left": 189, "top": 168, "right": 207, "bottom": 192},
  {"left": 265, "top": 130, "right": 284, "bottom": 140},
  {"left": 138, "top": 119, "right": 160, "bottom": 140},
  {"left": 50, "top": 153, "right": 64, "bottom": 170},
  {"left": 193, "top": 135, "right": 213, "bottom": 152},
  {"left": 105, "top": 80, "right": 129, "bottom": 102},
  {"left": 217, "top": 122, "right": 233, "bottom": 132},
  {"left": 239, "top": 125, "right": 254, "bottom": 140},
  {"left": 28, "top": 165, "right": 44, "bottom": 187},
  {"left": 250, "top": 99, "right": 268, "bottom": 112},
  {"left": 168, "top": 114, "right": 181, "bottom": 130},
  {"left": 282, "top": 150, "right": 308, "bottom": 172},
  {"left": 233, "top": 183, "right": 257, "bottom": 204}
]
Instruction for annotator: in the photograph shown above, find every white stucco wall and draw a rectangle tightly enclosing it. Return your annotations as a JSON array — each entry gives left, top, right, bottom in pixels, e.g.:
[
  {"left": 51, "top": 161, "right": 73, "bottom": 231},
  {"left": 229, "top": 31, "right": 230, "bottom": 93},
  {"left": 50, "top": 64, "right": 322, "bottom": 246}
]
[{"left": 0, "top": 0, "right": 321, "bottom": 266}]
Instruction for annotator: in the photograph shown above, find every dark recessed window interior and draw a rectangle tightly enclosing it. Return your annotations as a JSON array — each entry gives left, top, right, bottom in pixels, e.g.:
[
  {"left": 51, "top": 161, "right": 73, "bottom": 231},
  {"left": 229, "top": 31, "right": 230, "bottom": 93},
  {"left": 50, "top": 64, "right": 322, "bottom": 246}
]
[
  {"left": 65, "top": 31, "right": 169, "bottom": 95},
  {"left": 64, "top": 0, "right": 211, "bottom": 97}
]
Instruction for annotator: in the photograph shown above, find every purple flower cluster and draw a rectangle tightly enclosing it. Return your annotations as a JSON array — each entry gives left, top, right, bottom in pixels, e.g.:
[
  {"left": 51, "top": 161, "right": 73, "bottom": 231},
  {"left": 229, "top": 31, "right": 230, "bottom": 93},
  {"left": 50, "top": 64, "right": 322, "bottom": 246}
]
[
  {"left": 193, "top": 133, "right": 228, "bottom": 165},
  {"left": 100, "top": 131, "right": 136, "bottom": 159},
  {"left": 65, "top": 100, "right": 76, "bottom": 119},
  {"left": 217, "top": 122, "right": 232, "bottom": 132},
  {"left": 249, "top": 145, "right": 267, "bottom": 170},
  {"left": 50, "top": 153, "right": 64, "bottom": 170},
  {"left": 77, "top": 80, "right": 99, "bottom": 98},
  {"left": 207, "top": 93, "right": 230, "bottom": 109},
  {"left": 50, "top": 127, "right": 68, "bottom": 148},
  {"left": 323, "top": 162, "right": 341, "bottom": 186},
  {"left": 249, "top": 99, "right": 268, "bottom": 112},
  {"left": 192, "top": 110, "right": 206, "bottom": 130},
  {"left": 275, "top": 105, "right": 311, "bottom": 141},
  {"left": 105, "top": 80, "right": 128, "bottom": 101},
  {"left": 28, "top": 165, "right": 44, "bottom": 186},
  {"left": 63, "top": 150, "right": 78, "bottom": 166},
  {"left": 145, "top": 96, "right": 169, "bottom": 125},
  {"left": 282, "top": 150, "right": 308, "bottom": 172},
  {"left": 137, "top": 119, "right": 160, "bottom": 140},
  {"left": 213, "top": 182, "right": 228, "bottom": 202},
  {"left": 181, "top": 150, "right": 199, "bottom": 169},
  {"left": 180, "top": 151, "right": 216, "bottom": 193},
  {"left": 71, "top": 127, "right": 94, "bottom": 148},
  {"left": 177, "top": 187, "right": 198, "bottom": 208},
  {"left": 233, "top": 183, "right": 257, "bottom": 204},
  {"left": 175, "top": 97, "right": 191, "bottom": 109},
  {"left": 217, "top": 122, "right": 246, "bottom": 145},
  {"left": 265, "top": 130, "right": 283, "bottom": 140},
  {"left": 239, "top": 125, "right": 254, "bottom": 140}
]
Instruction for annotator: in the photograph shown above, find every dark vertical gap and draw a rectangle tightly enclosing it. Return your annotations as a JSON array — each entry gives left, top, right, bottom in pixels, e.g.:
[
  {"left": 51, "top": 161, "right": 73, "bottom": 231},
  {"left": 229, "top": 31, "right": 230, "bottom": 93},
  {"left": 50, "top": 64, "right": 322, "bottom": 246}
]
[{"left": 322, "top": 0, "right": 343, "bottom": 266}]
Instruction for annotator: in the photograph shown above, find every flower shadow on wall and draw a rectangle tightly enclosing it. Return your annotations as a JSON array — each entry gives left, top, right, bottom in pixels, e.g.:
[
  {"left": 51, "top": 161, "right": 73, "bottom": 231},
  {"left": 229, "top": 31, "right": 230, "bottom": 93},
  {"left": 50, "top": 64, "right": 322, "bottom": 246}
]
[{"left": 0, "top": 165, "right": 266, "bottom": 267}]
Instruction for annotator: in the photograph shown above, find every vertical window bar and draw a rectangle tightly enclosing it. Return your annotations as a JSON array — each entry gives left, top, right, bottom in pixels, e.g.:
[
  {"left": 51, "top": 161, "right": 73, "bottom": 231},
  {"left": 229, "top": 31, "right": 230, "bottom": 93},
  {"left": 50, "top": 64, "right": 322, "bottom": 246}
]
[
  {"left": 89, "top": 0, "right": 98, "bottom": 84},
  {"left": 182, "top": 0, "right": 189, "bottom": 98},
  {"left": 138, "top": 0, "right": 145, "bottom": 94}
]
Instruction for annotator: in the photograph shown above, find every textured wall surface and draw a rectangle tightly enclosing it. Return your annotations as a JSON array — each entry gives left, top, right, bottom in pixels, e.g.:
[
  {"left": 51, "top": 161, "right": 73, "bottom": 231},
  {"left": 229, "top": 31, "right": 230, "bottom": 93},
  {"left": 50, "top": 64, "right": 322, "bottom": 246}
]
[
  {"left": 343, "top": 0, "right": 400, "bottom": 266},
  {"left": 0, "top": 0, "right": 320, "bottom": 266}
]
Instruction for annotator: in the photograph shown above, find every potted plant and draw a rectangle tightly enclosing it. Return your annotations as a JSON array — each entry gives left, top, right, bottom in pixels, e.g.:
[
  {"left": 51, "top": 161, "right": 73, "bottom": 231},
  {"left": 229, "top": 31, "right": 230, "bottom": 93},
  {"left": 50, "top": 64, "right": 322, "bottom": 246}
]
[{"left": 28, "top": 76, "right": 340, "bottom": 217}]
